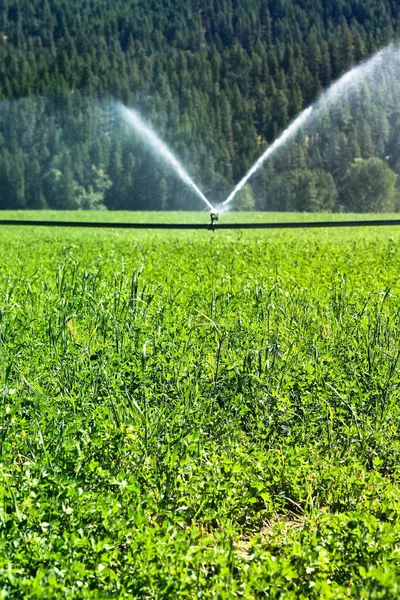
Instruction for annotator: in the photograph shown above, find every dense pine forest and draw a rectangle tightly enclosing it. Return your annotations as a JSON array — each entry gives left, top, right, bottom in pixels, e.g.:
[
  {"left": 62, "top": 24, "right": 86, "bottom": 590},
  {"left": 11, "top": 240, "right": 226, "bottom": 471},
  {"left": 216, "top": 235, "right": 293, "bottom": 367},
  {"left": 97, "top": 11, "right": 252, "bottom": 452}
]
[{"left": 1, "top": 0, "right": 400, "bottom": 211}]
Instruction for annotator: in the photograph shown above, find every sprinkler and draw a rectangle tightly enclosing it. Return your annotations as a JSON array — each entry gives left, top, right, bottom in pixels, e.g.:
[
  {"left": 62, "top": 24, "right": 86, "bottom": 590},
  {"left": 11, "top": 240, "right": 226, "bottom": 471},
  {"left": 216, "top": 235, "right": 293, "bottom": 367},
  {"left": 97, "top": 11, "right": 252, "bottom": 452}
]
[{"left": 209, "top": 210, "right": 219, "bottom": 231}]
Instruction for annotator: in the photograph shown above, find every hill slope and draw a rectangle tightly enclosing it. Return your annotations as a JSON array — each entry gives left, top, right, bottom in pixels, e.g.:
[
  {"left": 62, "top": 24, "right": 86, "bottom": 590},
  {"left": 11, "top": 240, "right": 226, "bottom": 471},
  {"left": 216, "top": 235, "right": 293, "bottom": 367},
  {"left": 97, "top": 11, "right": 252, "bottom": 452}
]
[{"left": 0, "top": 0, "right": 399, "bottom": 211}]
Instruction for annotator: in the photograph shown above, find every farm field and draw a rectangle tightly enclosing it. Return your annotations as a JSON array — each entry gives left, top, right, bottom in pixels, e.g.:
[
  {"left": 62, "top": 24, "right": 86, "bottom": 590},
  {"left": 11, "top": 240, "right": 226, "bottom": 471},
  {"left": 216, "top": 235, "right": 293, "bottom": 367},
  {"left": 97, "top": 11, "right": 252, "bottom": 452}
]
[{"left": 1, "top": 212, "right": 400, "bottom": 598}]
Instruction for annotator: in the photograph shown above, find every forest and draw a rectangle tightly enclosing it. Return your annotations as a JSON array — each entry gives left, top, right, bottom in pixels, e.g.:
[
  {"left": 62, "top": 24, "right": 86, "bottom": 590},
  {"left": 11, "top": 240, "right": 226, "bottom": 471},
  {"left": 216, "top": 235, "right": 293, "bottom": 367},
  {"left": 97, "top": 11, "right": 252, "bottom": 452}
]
[{"left": 1, "top": 0, "right": 400, "bottom": 211}]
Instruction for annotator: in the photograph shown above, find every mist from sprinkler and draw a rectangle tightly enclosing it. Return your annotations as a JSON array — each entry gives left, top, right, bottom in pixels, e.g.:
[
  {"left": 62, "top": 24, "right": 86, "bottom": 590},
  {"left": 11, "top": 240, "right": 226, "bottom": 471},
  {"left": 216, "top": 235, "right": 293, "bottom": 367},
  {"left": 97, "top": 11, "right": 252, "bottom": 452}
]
[
  {"left": 222, "top": 44, "right": 395, "bottom": 210},
  {"left": 118, "top": 44, "right": 399, "bottom": 222},
  {"left": 118, "top": 103, "right": 216, "bottom": 213}
]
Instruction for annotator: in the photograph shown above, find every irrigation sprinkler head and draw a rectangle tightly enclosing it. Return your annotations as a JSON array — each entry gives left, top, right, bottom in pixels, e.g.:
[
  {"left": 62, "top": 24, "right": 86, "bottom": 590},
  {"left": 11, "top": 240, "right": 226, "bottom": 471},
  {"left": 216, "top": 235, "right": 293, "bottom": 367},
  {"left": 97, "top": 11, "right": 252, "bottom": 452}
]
[{"left": 209, "top": 210, "right": 219, "bottom": 231}]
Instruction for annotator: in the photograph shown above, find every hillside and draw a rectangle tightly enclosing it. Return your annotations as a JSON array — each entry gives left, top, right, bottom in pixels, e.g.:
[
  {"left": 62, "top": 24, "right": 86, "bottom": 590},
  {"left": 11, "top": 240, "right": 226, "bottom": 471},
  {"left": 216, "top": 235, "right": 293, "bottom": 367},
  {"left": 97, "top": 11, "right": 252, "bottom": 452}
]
[{"left": 0, "top": 0, "right": 400, "bottom": 211}]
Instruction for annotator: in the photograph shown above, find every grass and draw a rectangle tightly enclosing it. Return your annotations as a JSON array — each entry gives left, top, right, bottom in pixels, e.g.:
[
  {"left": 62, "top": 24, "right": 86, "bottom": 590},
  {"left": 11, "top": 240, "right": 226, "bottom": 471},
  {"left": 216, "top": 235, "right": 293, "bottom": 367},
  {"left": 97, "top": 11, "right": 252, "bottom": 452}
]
[{"left": 0, "top": 211, "right": 400, "bottom": 597}]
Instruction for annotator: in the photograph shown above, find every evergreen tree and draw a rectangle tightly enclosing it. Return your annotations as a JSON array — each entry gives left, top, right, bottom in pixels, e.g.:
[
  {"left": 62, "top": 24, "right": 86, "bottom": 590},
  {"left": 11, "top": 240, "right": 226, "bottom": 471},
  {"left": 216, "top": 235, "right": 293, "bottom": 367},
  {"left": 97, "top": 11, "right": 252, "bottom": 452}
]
[
  {"left": 0, "top": 0, "right": 399, "bottom": 212},
  {"left": 342, "top": 158, "right": 397, "bottom": 212}
]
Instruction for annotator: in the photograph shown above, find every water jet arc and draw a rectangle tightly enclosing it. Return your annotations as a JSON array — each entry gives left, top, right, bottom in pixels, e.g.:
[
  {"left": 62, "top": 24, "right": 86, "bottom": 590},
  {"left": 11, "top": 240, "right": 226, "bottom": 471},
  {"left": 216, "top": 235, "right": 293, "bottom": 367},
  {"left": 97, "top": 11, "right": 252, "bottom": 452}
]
[
  {"left": 223, "top": 107, "right": 313, "bottom": 209},
  {"left": 223, "top": 43, "right": 396, "bottom": 210},
  {"left": 119, "top": 104, "right": 215, "bottom": 212}
]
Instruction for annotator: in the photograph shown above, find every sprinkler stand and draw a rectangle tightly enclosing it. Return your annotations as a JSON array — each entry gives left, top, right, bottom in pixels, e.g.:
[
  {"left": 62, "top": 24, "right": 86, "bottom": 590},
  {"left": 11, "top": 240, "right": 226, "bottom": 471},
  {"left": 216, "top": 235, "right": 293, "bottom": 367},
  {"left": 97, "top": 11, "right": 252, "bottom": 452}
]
[{"left": 209, "top": 211, "right": 219, "bottom": 231}]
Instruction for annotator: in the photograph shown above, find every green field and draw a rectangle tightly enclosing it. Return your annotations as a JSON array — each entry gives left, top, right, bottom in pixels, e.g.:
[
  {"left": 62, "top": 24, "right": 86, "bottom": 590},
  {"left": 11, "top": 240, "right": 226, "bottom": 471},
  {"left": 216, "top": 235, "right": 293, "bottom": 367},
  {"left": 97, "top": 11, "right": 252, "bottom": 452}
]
[{"left": 1, "top": 212, "right": 400, "bottom": 598}]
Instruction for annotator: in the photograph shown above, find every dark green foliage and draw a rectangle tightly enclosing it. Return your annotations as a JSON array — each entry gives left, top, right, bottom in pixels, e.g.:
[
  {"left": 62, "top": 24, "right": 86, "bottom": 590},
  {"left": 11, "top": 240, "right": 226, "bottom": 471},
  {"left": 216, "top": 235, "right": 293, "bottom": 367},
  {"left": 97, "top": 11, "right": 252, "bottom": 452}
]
[
  {"left": 342, "top": 158, "right": 397, "bottom": 212},
  {"left": 262, "top": 169, "right": 338, "bottom": 211},
  {"left": 1, "top": 1, "right": 400, "bottom": 210}
]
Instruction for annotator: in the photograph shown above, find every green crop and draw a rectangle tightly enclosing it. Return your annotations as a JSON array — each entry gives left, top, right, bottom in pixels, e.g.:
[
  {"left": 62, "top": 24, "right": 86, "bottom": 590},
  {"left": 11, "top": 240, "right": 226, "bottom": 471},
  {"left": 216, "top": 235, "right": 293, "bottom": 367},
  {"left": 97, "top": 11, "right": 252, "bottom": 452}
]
[{"left": 0, "top": 212, "right": 399, "bottom": 598}]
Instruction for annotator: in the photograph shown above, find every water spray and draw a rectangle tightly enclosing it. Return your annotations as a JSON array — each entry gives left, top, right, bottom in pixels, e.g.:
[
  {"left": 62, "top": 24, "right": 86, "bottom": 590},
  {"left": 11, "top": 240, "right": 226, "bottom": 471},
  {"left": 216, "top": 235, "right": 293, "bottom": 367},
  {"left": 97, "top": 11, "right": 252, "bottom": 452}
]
[
  {"left": 117, "top": 45, "right": 400, "bottom": 217},
  {"left": 118, "top": 103, "right": 216, "bottom": 213},
  {"left": 222, "top": 44, "right": 397, "bottom": 210},
  {"left": 222, "top": 106, "right": 314, "bottom": 209}
]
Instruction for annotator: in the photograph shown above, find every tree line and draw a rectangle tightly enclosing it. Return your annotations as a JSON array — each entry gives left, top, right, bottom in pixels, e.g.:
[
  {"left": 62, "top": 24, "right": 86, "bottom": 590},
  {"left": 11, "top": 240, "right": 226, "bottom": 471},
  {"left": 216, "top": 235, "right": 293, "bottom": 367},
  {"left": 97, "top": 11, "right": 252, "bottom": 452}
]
[{"left": 0, "top": 0, "right": 400, "bottom": 211}]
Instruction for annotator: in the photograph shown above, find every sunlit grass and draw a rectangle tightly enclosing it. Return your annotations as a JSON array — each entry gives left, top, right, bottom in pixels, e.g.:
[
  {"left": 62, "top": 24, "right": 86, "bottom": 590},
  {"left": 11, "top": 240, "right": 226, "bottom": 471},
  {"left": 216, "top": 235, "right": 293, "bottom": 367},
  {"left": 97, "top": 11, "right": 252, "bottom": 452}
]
[{"left": 0, "top": 214, "right": 400, "bottom": 597}]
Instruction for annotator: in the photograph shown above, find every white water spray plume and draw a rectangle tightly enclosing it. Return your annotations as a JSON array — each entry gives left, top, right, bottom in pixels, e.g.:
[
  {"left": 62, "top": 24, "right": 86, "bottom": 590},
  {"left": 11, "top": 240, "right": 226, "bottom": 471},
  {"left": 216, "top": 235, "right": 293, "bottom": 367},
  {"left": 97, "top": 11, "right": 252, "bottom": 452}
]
[
  {"left": 223, "top": 107, "right": 313, "bottom": 208},
  {"left": 223, "top": 44, "right": 396, "bottom": 209},
  {"left": 118, "top": 104, "right": 215, "bottom": 212}
]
